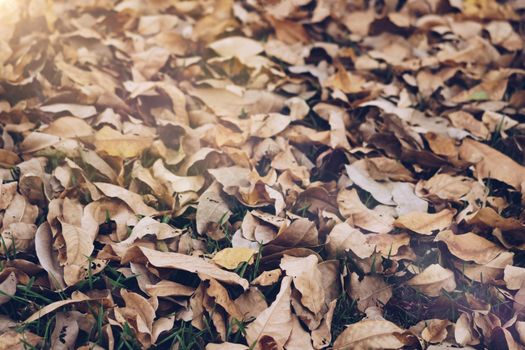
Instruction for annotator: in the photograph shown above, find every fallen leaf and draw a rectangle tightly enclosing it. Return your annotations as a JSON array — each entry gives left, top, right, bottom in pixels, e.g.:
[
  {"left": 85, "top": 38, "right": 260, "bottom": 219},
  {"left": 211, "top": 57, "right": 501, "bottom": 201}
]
[
  {"left": 332, "top": 319, "right": 408, "bottom": 350},
  {"left": 212, "top": 247, "right": 256, "bottom": 270},
  {"left": 94, "top": 182, "right": 158, "bottom": 216},
  {"left": 40, "top": 104, "right": 97, "bottom": 119},
  {"left": 435, "top": 230, "right": 505, "bottom": 264},
  {"left": 245, "top": 276, "right": 294, "bottom": 349},
  {"left": 349, "top": 273, "right": 392, "bottom": 312},
  {"left": 123, "top": 246, "right": 249, "bottom": 290},
  {"left": 280, "top": 255, "right": 326, "bottom": 315},
  {"left": 337, "top": 189, "right": 394, "bottom": 234},
  {"left": 94, "top": 126, "right": 153, "bottom": 159},
  {"left": 0, "top": 272, "right": 16, "bottom": 305},
  {"left": 394, "top": 209, "right": 455, "bottom": 235},
  {"left": 459, "top": 138, "right": 525, "bottom": 190},
  {"left": 196, "top": 181, "right": 232, "bottom": 235},
  {"left": 209, "top": 36, "right": 264, "bottom": 60},
  {"left": 407, "top": 264, "right": 457, "bottom": 297}
]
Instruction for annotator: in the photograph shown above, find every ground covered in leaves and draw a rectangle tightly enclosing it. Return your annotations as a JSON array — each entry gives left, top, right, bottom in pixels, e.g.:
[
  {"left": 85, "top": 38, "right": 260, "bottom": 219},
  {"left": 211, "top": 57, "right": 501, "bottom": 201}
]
[{"left": 1, "top": 0, "right": 525, "bottom": 349}]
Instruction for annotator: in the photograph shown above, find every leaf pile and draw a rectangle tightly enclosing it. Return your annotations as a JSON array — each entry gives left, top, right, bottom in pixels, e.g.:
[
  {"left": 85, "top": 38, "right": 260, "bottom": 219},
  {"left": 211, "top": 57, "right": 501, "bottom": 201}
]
[{"left": 1, "top": 0, "right": 525, "bottom": 349}]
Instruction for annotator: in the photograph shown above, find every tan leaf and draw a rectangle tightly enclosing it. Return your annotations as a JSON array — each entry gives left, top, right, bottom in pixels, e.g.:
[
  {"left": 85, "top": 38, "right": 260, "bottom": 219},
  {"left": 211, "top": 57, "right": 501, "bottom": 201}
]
[
  {"left": 424, "top": 132, "right": 458, "bottom": 159},
  {"left": 447, "top": 111, "right": 490, "bottom": 140},
  {"left": 209, "top": 36, "right": 263, "bottom": 60},
  {"left": 251, "top": 269, "right": 282, "bottom": 287},
  {"left": 365, "top": 157, "right": 413, "bottom": 182},
  {"left": 250, "top": 113, "right": 292, "bottom": 138},
  {"left": 35, "top": 222, "right": 65, "bottom": 290},
  {"left": 206, "top": 278, "right": 242, "bottom": 319},
  {"left": 345, "top": 161, "right": 394, "bottom": 205},
  {"left": 43, "top": 117, "right": 93, "bottom": 139},
  {"left": 245, "top": 276, "right": 293, "bottom": 350},
  {"left": 188, "top": 88, "right": 284, "bottom": 119},
  {"left": 0, "top": 331, "right": 42, "bottom": 350},
  {"left": 1, "top": 223, "right": 37, "bottom": 254},
  {"left": 435, "top": 230, "right": 505, "bottom": 264},
  {"left": 40, "top": 103, "right": 97, "bottom": 119},
  {"left": 0, "top": 182, "right": 17, "bottom": 211},
  {"left": 0, "top": 272, "right": 16, "bottom": 305},
  {"left": 122, "top": 246, "right": 249, "bottom": 290},
  {"left": 420, "top": 319, "right": 451, "bottom": 343},
  {"left": 468, "top": 207, "right": 525, "bottom": 233},
  {"left": 326, "top": 222, "right": 375, "bottom": 259},
  {"left": 332, "top": 319, "right": 407, "bottom": 350},
  {"left": 284, "top": 315, "right": 314, "bottom": 350},
  {"left": 152, "top": 159, "right": 205, "bottom": 194},
  {"left": 337, "top": 189, "right": 394, "bottom": 234},
  {"left": 206, "top": 343, "right": 248, "bottom": 350},
  {"left": 144, "top": 280, "right": 195, "bottom": 297},
  {"left": 504, "top": 265, "right": 525, "bottom": 290},
  {"left": 455, "top": 313, "right": 480, "bottom": 346},
  {"left": 311, "top": 299, "right": 337, "bottom": 349},
  {"left": 234, "top": 287, "right": 268, "bottom": 321},
  {"left": 458, "top": 251, "right": 514, "bottom": 283},
  {"left": 61, "top": 221, "right": 94, "bottom": 267},
  {"left": 349, "top": 273, "right": 392, "bottom": 312},
  {"left": 394, "top": 209, "right": 455, "bottom": 235},
  {"left": 280, "top": 255, "right": 326, "bottom": 315},
  {"left": 196, "top": 181, "right": 232, "bottom": 235},
  {"left": 118, "top": 216, "right": 181, "bottom": 246},
  {"left": 407, "top": 264, "right": 456, "bottom": 297},
  {"left": 459, "top": 138, "right": 525, "bottom": 190},
  {"left": 121, "top": 289, "right": 155, "bottom": 336},
  {"left": 416, "top": 174, "right": 474, "bottom": 202},
  {"left": 94, "top": 182, "right": 157, "bottom": 216},
  {"left": 24, "top": 291, "right": 94, "bottom": 323},
  {"left": 50, "top": 312, "right": 82, "bottom": 350}
]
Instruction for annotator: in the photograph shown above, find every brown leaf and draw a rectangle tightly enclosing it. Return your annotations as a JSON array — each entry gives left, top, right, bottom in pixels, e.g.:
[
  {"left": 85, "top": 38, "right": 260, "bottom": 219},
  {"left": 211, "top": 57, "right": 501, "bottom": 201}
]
[
  {"left": 407, "top": 264, "right": 456, "bottom": 297},
  {"left": 435, "top": 230, "right": 505, "bottom": 264},
  {"left": 349, "top": 273, "right": 392, "bottom": 312},
  {"left": 196, "top": 181, "right": 232, "bottom": 235},
  {"left": 394, "top": 209, "right": 455, "bottom": 235},
  {"left": 0, "top": 331, "right": 42, "bottom": 350},
  {"left": 94, "top": 182, "right": 158, "bottom": 216},
  {"left": 122, "top": 246, "right": 249, "bottom": 290},
  {"left": 245, "top": 276, "right": 293, "bottom": 350},
  {"left": 459, "top": 138, "right": 525, "bottom": 190},
  {"left": 337, "top": 189, "right": 394, "bottom": 234},
  {"left": 94, "top": 126, "right": 153, "bottom": 159},
  {"left": 332, "top": 319, "right": 408, "bottom": 350},
  {"left": 0, "top": 272, "right": 16, "bottom": 305},
  {"left": 280, "top": 255, "right": 326, "bottom": 315}
]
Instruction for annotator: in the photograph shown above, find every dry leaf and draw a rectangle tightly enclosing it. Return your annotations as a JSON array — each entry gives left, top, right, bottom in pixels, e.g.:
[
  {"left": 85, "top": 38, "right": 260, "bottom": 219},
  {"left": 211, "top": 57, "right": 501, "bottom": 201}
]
[
  {"left": 349, "top": 273, "right": 392, "bottom": 312},
  {"left": 94, "top": 182, "right": 157, "bottom": 216},
  {"left": 94, "top": 126, "right": 153, "bottom": 159},
  {"left": 394, "top": 209, "right": 455, "bottom": 235},
  {"left": 212, "top": 247, "right": 257, "bottom": 270},
  {"left": 245, "top": 276, "right": 293, "bottom": 350},
  {"left": 435, "top": 230, "right": 505, "bottom": 264},
  {"left": 123, "top": 246, "right": 249, "bottom": 290},
  {"left": 407, "top": 264, "right": 456, "bottom": 297},
  {"left": 337, "top": 189, "right": 394, "bottom": 234},
  {"left": 459, "top": 138, "right": 525, "bottom": 190},
  {"left": 332, "top": 319, "right": 408, "bottom": 350},
  {"left": 196, "top": 181, "right": 232, "bottom": 235},
  {"left": 280, "top": 255, "right": 326, "bottom": 315}
]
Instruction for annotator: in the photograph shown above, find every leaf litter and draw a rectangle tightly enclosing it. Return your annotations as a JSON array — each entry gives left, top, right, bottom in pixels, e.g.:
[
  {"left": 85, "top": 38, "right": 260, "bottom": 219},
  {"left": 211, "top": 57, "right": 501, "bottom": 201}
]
[{"left": 0, "top": 0, "right": 525, "bottom": 349}]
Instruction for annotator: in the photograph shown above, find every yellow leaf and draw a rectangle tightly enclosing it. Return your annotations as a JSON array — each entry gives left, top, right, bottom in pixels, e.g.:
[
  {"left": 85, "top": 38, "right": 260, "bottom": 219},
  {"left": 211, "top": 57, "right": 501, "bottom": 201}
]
[
  {"left": 94, "top": 126, "right": 153, "bottom": 158},
  {"left": 212, "top": 247, "right": 256, "bottom": 270}
]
